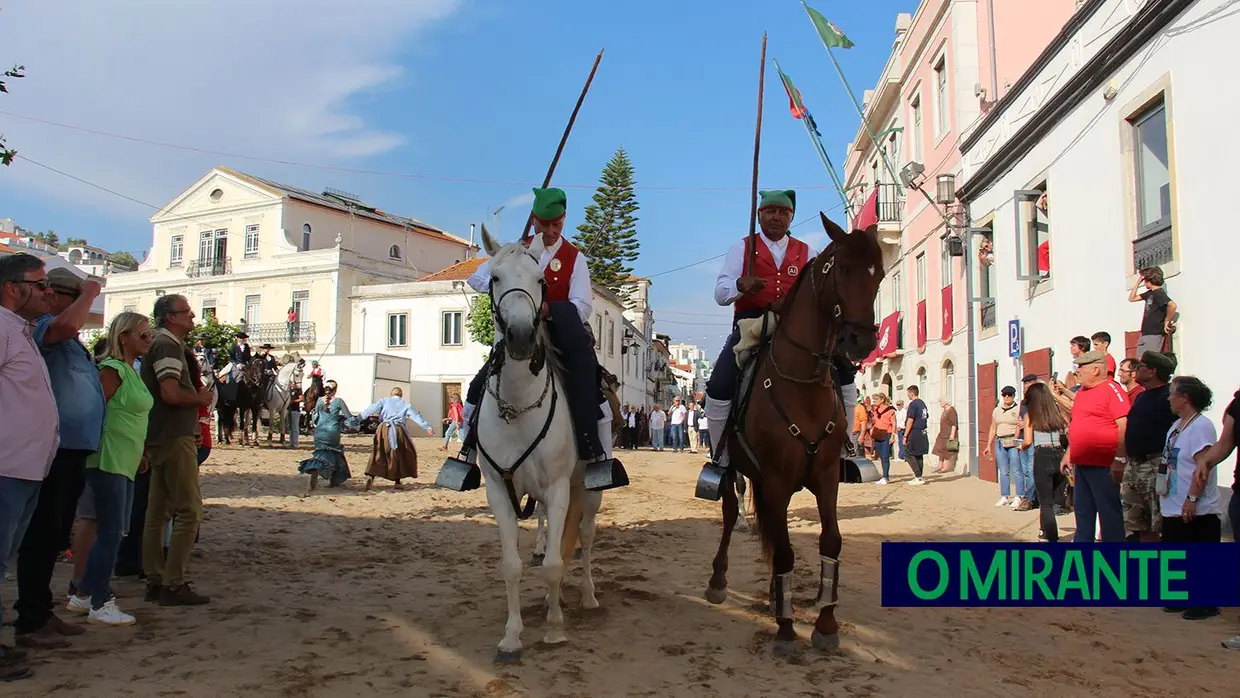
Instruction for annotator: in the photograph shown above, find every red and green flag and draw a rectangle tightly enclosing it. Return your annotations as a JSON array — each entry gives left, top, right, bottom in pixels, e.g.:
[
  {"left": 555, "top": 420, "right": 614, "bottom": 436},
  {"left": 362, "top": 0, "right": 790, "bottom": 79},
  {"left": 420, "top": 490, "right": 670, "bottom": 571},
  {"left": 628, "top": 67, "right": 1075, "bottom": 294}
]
[
  {"left": 776, "top": 64, "right": 808, "bottom": 120},
  {"left": 803, "top": 2, "right": 855, "bottom": 49}
]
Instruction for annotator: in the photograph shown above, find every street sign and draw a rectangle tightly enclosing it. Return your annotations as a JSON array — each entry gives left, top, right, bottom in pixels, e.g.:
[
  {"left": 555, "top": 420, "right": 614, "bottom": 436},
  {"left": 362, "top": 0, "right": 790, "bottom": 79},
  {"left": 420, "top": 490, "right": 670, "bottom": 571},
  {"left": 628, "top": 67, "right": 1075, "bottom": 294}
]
[{"left": 1008, "top": 320, "right": 1021, "bottom": 358}]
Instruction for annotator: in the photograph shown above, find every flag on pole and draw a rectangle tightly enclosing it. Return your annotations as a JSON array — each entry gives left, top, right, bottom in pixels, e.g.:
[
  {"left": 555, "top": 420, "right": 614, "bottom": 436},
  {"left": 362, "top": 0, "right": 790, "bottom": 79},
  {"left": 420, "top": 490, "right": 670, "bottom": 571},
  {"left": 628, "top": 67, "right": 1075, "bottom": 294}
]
[
  {"left": 776, "top": 65, "right": 809, "bottom": 120},
  {"left": 853, "top": 186, "right": 879, "bottom": 231},
  {"left": 803, "top": 2, "right": 855, "bottom": 49}
]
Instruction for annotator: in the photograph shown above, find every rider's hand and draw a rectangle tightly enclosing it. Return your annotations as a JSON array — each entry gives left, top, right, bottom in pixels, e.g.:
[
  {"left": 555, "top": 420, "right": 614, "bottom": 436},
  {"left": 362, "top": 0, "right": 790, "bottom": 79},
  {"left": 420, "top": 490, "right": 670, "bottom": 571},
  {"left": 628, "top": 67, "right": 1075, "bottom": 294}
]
[
  {"left": 736, "top": 276, "right": 767, "bottom": 296},
  {"left": 540, "top": 302, "right": 551, "bottom": 319}
]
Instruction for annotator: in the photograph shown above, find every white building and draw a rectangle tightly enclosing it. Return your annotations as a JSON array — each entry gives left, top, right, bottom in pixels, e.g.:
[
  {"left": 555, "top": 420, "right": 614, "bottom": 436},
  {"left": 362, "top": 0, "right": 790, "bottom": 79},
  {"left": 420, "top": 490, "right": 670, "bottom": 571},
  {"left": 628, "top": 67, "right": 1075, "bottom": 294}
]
[
  {"left": 0, "top": 231, "right": 105, "bottom": 329},
  {"left": 956, "top": 0, "right": 1235, "bottom": 487},
  {"left": 102, "top": 166, "right": 474, "bottom": 355},
  {"left": 59, "top": 243, "right": 134, "bottom": 277},
  {"left": 350, "top": 258, "right": 648, "bottom": 425}
]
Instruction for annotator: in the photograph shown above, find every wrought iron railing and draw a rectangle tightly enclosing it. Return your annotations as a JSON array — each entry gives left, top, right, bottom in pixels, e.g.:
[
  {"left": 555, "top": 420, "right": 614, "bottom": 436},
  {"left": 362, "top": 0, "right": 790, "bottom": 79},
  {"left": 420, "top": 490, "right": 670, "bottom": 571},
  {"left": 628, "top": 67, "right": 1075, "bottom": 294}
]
[
  {"left": 240, "top": 321, "right": 317, "bottom": 345},
  {"left": 186, "top": 257, "right": 231, "bottom": 278},
  {"left": 876, "top": 183, "right": 903, "bottom": 223},
  {"left": 980, "top": 300, "right": 997, "bottom": 329},
  {"left": 1132, "top": 226, "right": 1173, "bottom": 270}
]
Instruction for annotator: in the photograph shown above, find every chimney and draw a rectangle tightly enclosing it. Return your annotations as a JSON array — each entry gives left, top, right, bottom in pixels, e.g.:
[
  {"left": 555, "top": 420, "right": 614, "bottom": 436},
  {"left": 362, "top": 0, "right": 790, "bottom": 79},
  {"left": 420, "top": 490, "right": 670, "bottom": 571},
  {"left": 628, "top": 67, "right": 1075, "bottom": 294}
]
[{"left": 468, "top": 223, "right": 475, "bottom": 259}]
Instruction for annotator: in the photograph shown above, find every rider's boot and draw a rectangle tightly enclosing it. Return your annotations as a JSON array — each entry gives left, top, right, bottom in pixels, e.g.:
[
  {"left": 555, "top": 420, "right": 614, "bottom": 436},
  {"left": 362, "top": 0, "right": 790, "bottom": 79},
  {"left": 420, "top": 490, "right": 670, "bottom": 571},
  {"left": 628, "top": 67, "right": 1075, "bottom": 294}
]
[
  {"left": 840, "top": 382, "right": 860, "bottom": 458},
  {"left": 694, "top": 395, "right": 732, "bottom": 500}
]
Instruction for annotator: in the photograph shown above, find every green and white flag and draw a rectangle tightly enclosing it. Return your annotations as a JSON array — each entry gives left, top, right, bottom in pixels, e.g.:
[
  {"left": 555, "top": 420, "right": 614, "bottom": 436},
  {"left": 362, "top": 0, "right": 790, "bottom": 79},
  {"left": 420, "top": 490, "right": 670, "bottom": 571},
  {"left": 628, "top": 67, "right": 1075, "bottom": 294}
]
[{"left": 803, "top": 2, "right": 855, "bottom": 49}]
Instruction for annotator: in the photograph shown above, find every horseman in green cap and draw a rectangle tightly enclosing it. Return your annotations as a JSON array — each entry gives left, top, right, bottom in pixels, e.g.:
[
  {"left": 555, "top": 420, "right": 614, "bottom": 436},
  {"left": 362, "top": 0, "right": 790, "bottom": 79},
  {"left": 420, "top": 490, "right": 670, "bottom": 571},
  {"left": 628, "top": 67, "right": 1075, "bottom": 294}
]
[
  {"left": 702, "top": 190, "right": 828, "bottom": 462},
  {"left": 456, "top": 186, "right": 619, "bottom": 471}
]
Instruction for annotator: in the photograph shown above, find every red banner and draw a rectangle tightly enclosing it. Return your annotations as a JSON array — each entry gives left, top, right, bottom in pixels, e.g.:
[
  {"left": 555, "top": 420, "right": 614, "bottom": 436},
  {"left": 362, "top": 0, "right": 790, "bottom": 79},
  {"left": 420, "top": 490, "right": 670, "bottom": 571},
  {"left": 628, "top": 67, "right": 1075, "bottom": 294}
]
[
  {"left": 863, "top": 310, "right": 901, "bottom": 366},
  {"left": 916, "top": 300, "right": 927, "bottom": 352},
  {"left": 941, "top": 284, "right": 954, "bottom": 344},
  {"left": 852, "top": 187, "right": 879, "bottom": 231}
]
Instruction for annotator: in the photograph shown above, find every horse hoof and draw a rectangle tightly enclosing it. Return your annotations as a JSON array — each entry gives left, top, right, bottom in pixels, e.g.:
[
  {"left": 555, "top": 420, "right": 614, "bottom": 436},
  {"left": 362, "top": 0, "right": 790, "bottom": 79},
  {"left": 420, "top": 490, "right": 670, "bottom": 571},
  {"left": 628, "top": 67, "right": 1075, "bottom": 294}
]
[
  {"left": 736, "top": 518, "right": 751, "bottom": 533},
  {"left": 543, "top": 631, "right": 567, "bottom": 645},
  {"left": 704, "top": 586, "right": 728, "bottom": 605},
  {"left": 773, "top": 639, "right": 800, "bottom": 656},
  {"left": 811, "top": 630, "right": 840, "bottom": 652},
  {"left": 581, "top": 596, "right": 600, "bottom": 610},
  {"left": 493, "top": 649, "right": 522, "bottom": 664},
  {"left": 531, "top": 553, "right": 545, "bottom": 565}
]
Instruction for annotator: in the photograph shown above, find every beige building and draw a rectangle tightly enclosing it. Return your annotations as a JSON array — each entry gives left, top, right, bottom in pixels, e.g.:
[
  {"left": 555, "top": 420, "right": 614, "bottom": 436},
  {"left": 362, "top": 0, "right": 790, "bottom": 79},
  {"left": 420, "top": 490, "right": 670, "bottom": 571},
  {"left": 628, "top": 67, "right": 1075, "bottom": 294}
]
[{"left": 102, "top": 166, "right": 474, "bottom": 353}]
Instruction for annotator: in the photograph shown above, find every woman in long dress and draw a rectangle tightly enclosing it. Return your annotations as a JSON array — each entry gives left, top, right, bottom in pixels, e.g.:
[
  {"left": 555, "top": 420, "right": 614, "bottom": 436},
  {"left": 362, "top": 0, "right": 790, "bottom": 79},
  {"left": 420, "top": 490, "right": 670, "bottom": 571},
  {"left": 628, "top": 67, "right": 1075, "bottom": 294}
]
[
  {"left": 299, "top": 380, "right": 354, "bottom": 491},
  {"left": 931, "top": 400, "right": 959, "bottom": 473}
]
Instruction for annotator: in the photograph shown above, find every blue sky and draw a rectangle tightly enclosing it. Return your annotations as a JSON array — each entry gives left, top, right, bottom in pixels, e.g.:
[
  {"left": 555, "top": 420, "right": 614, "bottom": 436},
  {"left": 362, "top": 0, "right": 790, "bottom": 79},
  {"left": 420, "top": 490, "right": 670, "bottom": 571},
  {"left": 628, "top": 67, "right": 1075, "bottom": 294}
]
[{"left": 0, "top": 0, "right": 914, "bottom": 357}]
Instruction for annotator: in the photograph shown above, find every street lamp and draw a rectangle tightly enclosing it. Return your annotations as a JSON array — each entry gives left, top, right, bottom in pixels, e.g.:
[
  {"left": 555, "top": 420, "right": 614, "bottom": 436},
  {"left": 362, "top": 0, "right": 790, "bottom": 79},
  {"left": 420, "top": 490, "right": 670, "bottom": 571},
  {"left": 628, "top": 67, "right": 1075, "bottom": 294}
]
[{"left": 936, "top": 174, "right": 956, "bottom": 205}]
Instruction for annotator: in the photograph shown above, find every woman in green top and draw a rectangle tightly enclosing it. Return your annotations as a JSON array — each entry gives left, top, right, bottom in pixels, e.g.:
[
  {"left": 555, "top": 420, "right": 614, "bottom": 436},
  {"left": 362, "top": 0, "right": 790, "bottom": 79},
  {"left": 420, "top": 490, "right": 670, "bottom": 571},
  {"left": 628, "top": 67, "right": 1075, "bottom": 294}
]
[{"left": 68, "top": 312, "right": 154, "bottom": 626}]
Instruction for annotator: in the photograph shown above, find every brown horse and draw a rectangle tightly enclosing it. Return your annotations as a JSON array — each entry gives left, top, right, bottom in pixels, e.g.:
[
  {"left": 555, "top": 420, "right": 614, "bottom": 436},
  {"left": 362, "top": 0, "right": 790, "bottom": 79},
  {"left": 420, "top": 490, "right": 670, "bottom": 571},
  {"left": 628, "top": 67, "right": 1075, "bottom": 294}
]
[{"left": 704, "top": 213, "right": 884, "bottom": 654}]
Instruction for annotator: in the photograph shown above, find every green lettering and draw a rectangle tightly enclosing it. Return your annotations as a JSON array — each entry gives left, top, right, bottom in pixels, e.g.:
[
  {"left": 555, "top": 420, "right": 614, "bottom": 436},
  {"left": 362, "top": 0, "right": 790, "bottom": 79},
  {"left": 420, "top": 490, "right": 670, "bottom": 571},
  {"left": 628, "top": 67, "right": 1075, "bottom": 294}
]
[
  {"left": 1058, "top": 550, "right": 1090, "bottom": 601},
  {"left": 1129, "top": 550, "right": 1158, "bottom": 600},
  {"left": 1023, "top": 550, "right": 1054, "bottom": 600},
  {"left": 1092, "top": 550, "right": 1127, "bottom": 600},
  {"left": 909, "top": 551, "right": 949, "bottom": 600},
  {"left": 961, "top": 551, "right": 1004, "bottom": 600},
  {"left": 1009, "top": 549, "right": 1020, "bottom": 601},
  {"left": 1159, "top": 550, "right": 1188, "bottom": 602}
]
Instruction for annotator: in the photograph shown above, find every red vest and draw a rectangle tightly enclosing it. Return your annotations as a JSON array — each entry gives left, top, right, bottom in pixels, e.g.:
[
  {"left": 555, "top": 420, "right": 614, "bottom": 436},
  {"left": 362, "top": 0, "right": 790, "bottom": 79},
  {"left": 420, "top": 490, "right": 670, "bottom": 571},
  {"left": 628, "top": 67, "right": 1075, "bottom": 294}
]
[
  {"left": 734, "top": 235, "right": 810, "bottom": 314},
  {"left": 543, "top": 240, "right": 580, "bottom": 303}
]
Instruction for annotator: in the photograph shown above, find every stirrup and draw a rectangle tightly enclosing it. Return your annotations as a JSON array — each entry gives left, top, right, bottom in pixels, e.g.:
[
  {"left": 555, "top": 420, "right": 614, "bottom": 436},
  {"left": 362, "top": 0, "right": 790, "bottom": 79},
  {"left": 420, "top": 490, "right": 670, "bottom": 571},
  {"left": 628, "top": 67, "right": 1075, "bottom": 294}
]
[
  {"left": 435, "top": 449, "right": 481, "bottom": 492},
  {"left": 584, "top": 456, "right": 629, "bottom": 491},
  {"left": 695, "top": 460, "right": 729, "bottom": 501}
]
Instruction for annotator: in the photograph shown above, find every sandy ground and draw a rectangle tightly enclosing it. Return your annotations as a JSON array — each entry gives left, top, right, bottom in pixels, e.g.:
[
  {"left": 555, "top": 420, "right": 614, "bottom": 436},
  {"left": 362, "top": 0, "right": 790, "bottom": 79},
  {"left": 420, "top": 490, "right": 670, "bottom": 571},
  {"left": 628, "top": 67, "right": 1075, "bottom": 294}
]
[{"left": 3, "top": 435, "right": 1238, "bottom": 697}]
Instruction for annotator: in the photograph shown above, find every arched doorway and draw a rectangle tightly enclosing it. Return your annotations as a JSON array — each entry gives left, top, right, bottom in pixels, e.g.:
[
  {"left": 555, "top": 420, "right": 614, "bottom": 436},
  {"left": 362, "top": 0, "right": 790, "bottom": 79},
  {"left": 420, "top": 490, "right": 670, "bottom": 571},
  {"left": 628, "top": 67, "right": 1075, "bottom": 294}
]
[
  {"left": 916, "top": 366, "right": 927, "bottom": 395},
  {"left": 881, "top": 373, "right": 894, "bottom": 400}
]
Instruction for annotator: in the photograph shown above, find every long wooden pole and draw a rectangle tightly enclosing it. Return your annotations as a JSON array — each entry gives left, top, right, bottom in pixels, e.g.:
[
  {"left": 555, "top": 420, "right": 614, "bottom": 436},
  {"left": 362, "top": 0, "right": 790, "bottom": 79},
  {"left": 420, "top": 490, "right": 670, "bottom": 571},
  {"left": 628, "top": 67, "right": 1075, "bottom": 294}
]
[
  {"left": 745, "top": 33, "right": 768, "bottom": 278},
  {"left": 521, "top": 49, "right": 606, "bottom": 241}
]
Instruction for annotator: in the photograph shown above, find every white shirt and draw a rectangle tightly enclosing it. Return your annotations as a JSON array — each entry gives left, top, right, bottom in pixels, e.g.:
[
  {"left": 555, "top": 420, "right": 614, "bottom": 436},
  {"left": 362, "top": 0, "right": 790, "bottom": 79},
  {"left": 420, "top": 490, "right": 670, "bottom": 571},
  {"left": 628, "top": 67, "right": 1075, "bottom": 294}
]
[
  {"left": 627, "top": 411, "right": 636, "bottom": 427},
  {"left": 649, "top": 409, "right": 666, "bottom": 430},
  {"left": 1160, "top": 415, "right": 1220, "bottom": 517},
  {"left": 895, "top": 408, "right": 907, "bottom": 431},
  {"left": 671, "top": 404, "right": 687, "bottom": 425},
  {"left": 714, "top": 234, "right": 821, "bottom": 306},
  {"left": 467, "top": 235, "right": 593, "bottom": 323},
  {"left": 698, "top": 414, "right": 709, "bottom": 429}
]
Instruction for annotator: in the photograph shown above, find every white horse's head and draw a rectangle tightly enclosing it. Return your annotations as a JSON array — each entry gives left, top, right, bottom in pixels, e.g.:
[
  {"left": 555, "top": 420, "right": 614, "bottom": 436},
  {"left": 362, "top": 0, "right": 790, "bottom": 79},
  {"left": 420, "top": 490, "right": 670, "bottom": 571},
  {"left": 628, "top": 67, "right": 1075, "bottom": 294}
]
[{"left": 482, "top": 224, "right": 547, "bottom": 362}]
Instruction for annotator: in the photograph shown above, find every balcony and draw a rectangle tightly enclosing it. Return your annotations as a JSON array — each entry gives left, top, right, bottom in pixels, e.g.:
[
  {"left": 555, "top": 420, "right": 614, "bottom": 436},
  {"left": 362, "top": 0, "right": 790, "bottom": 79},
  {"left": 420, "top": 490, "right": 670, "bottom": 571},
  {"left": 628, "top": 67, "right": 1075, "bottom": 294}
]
[
  {"left": 1132, "top": 226, "right": 1173, "bottom": 270},
  {"left": 875, "top": 183, "right": 903, "bottom": 225},
  {"left": 186, "top": 257, "right": 232, "bottom": 278},
  {"left": 242, "top": 321, "right": 317, "bottom": 346}
]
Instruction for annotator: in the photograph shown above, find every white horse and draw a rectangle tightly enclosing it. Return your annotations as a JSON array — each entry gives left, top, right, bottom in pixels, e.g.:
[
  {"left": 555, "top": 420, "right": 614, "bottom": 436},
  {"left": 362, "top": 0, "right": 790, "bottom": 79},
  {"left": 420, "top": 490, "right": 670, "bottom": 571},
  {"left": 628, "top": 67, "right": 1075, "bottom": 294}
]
[
  {"left": 476, "top": 225, "right": 603, "bottom": 662},
  {"left": 261, "top": 359, "right": 300, "bottom": 446}
]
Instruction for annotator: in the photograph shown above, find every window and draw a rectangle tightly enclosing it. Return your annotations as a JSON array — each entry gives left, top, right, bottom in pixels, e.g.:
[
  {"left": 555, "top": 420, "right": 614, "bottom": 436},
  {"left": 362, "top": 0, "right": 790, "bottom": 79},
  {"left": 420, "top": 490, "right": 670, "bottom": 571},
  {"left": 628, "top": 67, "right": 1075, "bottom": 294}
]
[
  {"left": 593, "top": 314, "right": 602, "bottom": 350},
  {"left": 1014, "top": 182, "right": 1050, "bottom": 280},
  {"left": 244, "top": 294, "right": 261, "bottom": 327},
  {"left": 607, "top": 319, "right": 615, "bottom": 356},
  {"left": 244, "top": 225, "right": 259, "bottom": 258},
  {"left": 910, "top": 95, "right": 923, "bottom": 161},
  {"left": 977, "top": 225, "right": 997, "bottom": 329},
  {"left": 301, "top": 224, "right": 312, "bottom": 251},
  {"left": 170, "top": 235, "right": 184, "bottom": 266},
  {"left": 291, "top": 290, "right": 309, "bottom": 328},
  {"left": 871, "top": 159, "right": 879, "bottom": 188},
  {"left": 389, "top": 244, "right": 402, "bottom": 260},
  {"left": 917, "top": 366, "right": 928, "bottom": 393},
  {"left": 934, "top": 56, "right": 949, "bottom": 136},
  {"left": 441, "top": 310, "right": 463, "bottom": 346},
  {"left": 915, "top": 253, "right": 927, "bottom": 301},
  {"left": 941, "top": 360, "right": 955, "bottom": 406},
  {"left": 891, "top": 271, "right": 903, "bottom": 313},
  {"left": 123, "top": 304, "right": 136, "bottom": 313},
  {"left": 388, "top": 313, "right": 409, "bottom": 348},
  {"left": 201, "top": 298, "right": 217, "bottom": 321},
  {"left": 941, "top": 242, "right": 953, "bottom": 287},
  {"left": 1130, "top": 99, "right": 1172, "bottom": 268},
  {"left": 199, "top": 230, "right": 215, "bottom": 262}
]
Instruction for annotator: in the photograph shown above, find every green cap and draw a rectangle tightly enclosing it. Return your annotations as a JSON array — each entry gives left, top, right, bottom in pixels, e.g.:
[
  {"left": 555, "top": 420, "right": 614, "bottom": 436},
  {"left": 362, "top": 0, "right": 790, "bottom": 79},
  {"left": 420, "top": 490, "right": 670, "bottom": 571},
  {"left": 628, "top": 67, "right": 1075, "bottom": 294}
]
[
  {"left": 1140, "top": 350, "right": 1177, "bottom": 378},
  {"left": 758, "top": 189, "right": 796, "bottom": 211},
  {"left": 531, "top": 187, "right": 567, "bottom": 221}
]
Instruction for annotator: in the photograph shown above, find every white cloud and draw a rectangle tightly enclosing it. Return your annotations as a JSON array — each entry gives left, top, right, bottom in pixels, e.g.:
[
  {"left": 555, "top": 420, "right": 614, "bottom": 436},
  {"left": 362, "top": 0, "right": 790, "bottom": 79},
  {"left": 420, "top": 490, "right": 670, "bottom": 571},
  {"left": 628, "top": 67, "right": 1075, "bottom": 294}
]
[
  {"left": 504, "top": 192, "right": 535, "bottom": 209},
  {"left": 0, "top": 0, "right": 461, "bottom": 220}
]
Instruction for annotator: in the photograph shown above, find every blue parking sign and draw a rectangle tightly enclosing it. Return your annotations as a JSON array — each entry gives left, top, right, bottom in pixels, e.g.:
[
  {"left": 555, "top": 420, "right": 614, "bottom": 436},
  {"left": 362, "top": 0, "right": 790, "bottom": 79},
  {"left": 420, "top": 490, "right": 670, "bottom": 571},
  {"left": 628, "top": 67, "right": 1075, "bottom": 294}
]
[{"left": 1008, "top": 320, "right": 1021, "bottom": 358}]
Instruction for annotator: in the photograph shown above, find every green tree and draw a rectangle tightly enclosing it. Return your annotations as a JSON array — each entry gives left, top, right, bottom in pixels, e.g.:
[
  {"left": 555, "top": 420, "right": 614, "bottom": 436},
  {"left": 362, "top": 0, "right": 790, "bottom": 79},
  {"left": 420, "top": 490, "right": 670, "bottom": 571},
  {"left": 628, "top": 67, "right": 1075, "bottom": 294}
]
[
  {"left": 573, "top": 147, "right": 641, "bottom": 295},
  {"left": 191, "top": 316, "right": 243, "bottom": 368},
  {"left": 34, "top": 230, "right": 59, "bottom": 247},
  {"left": 65, "top": 237, "right": 88, "bottom": 246},
  {"left": 466, "top": 294, "right": 494, "bottom": 360},
  {"left": 0, "top": 63, "right": 24, "bottom": 166},
  {"left": 108, "top": 250, "right": 140, "bottom": 268}
]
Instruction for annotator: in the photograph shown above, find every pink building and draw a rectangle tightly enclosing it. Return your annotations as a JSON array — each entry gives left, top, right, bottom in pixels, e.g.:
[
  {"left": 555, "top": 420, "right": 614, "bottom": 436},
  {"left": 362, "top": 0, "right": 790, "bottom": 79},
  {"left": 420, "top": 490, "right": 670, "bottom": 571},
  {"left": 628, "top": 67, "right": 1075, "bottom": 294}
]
[{"left": 840, "top": 0, "right": 1077, "bottom": 474}]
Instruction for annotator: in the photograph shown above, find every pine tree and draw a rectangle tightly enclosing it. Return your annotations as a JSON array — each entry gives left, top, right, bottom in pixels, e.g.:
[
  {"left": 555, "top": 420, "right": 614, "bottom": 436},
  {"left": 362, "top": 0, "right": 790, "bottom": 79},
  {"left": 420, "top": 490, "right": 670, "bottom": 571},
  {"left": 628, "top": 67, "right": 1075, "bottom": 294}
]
[{"left": 573, "top": 148, "right": 641, "bottom": 295}]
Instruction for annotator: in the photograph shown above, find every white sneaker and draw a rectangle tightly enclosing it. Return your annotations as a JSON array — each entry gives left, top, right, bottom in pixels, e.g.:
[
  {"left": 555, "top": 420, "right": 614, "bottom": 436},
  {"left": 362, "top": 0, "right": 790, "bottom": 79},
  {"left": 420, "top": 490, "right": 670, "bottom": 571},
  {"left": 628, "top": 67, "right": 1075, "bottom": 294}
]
[
  {"left": 87, "top": 599, "right": 135, "bottom": 626},
  {"left": 1009, "top": 497, "right": 1023, "bottom": 509},
  {"left": 876, "top": 478, "right": 888, "bottom": 486},
  {"left": 1222, "top": 635, "right": 1240, "bottom": 650},
  {"left": 66, "top": 594, "right": 91, "bottom": 614},
  {"left": 909, "top": 477, "right": 926, "bottom": 486},
  {"left": 995, "top": 496, "right": 1010, "bottom": 507}
]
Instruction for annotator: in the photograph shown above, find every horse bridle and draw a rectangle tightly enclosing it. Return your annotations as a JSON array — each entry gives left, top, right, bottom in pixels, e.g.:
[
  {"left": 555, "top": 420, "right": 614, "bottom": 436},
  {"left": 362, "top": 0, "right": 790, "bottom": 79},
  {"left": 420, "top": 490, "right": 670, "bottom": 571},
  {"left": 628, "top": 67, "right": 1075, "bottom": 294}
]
[{"left": 767, "top": 246, "right": 877, "bottom": 387}]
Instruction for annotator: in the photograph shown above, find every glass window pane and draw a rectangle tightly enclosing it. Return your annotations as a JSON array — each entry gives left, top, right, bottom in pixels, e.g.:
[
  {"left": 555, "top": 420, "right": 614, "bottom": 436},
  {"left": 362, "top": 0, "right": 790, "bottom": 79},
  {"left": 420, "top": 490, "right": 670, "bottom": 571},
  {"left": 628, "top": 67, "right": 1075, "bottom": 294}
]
[{"left": 1136, "top": 106, "right": 1170, "bottom": 227}]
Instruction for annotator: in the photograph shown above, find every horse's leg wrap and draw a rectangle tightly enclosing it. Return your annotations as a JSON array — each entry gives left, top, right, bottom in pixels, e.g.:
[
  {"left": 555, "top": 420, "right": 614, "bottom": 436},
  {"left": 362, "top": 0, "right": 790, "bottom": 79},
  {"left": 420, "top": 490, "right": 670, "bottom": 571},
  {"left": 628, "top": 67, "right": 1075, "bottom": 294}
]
[
  {"left": 773, "top": 571, "right": 794, "bottom": 620},
  {"left": 817, "top": 556, "right": 840, "bottom": 608}
]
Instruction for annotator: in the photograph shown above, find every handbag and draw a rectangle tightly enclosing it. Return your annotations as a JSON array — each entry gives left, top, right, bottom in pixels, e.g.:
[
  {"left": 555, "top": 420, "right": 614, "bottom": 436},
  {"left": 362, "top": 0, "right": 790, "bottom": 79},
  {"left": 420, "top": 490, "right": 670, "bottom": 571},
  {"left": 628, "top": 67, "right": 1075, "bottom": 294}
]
[
  {"left": 871, "top": 426, "right": 890, "bottom": 441},
  {"left": 946, "top": 438, "right": 959, "bottom": 452}
]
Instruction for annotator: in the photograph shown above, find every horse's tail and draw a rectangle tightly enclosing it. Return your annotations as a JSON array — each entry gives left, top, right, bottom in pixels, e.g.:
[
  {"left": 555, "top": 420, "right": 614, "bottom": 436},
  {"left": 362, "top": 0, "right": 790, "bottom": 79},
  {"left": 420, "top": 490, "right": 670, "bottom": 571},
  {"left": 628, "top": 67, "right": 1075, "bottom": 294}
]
[{"left": 744, "top": 473, "right": 777, "bottom": 565}]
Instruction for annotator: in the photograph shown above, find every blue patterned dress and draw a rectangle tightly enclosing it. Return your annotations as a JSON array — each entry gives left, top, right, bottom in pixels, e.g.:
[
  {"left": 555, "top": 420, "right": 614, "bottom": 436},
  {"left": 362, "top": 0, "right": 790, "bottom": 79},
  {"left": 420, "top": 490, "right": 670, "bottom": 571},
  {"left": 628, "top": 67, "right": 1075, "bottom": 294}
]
[{"left": 298, "top": 397, "right": 353, "bottom": 486}]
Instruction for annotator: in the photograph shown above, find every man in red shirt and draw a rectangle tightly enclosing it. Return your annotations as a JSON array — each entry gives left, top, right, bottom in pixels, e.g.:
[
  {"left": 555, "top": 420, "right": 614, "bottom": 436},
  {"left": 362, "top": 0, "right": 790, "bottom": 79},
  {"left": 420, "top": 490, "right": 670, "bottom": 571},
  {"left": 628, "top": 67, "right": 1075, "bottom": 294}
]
[
  {"left": 1090, "top": 331, "right": 1118, "bottom": 378},
  {"left": 1061, "top": 350, "right": 1130, "bottom": 542},
  {"left": 1117, "top": 358, "right": 1145, "bottom": 400}
]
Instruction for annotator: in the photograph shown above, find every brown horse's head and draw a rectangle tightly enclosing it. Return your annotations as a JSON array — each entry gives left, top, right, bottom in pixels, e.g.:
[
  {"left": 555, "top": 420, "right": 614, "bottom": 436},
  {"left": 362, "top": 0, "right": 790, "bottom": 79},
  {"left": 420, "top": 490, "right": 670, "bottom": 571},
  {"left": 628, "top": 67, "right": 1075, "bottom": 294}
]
[
  {"left": 817, "top": 212, "right": 885, "bottom": 361},
  {"left": 241, "top": 357, "right": 266, "bottom": 387}
]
